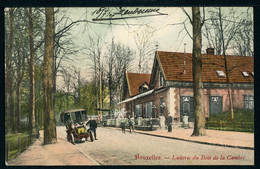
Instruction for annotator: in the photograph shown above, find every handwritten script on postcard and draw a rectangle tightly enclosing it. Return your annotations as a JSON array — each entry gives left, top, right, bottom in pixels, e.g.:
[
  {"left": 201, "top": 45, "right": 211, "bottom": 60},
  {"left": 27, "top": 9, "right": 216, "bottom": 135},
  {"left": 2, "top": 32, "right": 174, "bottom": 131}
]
[{"left": 91, "top": 7, "right": 168, "bottom": 21}]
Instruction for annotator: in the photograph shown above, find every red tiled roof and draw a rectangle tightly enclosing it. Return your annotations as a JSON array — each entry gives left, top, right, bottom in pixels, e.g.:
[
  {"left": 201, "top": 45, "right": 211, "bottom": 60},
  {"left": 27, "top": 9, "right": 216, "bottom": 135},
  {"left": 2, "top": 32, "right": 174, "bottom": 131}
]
[
  {"left": 126, "top": 72, "right": 151, "bottom": 96},
  {"left": 157, "top": 51, "right": 254, "bottom": 83}
]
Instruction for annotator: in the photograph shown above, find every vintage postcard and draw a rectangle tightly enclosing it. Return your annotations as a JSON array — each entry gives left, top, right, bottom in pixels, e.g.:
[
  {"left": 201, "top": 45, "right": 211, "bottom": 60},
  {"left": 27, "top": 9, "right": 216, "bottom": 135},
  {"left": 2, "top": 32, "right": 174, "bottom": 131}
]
[{"left": 5, "top": 6, "right": 254, "bottom": 166}]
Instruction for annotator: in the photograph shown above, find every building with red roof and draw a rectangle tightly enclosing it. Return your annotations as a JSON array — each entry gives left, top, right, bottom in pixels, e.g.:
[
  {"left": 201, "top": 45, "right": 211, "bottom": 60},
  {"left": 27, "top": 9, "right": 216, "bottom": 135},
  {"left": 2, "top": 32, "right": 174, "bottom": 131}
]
[{"left": 120, "top": 48, "right": 254, "bottom": 123}]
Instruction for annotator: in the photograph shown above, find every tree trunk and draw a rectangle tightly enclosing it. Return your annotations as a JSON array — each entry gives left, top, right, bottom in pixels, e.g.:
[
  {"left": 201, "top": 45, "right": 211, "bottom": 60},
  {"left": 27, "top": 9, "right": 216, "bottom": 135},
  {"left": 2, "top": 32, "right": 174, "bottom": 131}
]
[
  {"left": 41, "top": 109, "right": 44, "bottom": 129},
  {"left": 6, "top": 8, "right": 14, "bottom": 134},
  {"left": 5, "top": 11, "right": 8, "bottom": 134},
  {"left": 108, "top": 39, "right": 114, "bottom": 117},
  {"left": 53, "top": 71, "right": 57, "bottom": 116},
  {"left": 16, "top": 85, "right": 21, "bottom": 133},
  {"left": 77, "top": 71, "right": 81, "bottom": 104},
  {"left": 109, "top": 65, "right": 112, "bottom": 117},
  {"left": 11, "top": 91, "right": 15, "bottom": 132},
  {"left": 94, "top": 54, "right": 98, "bottom": 110},
  {"left": 191, "top": 7, "right": 206, "bottom": 136},
  {"left": 219, "top": 7, "right": 234, "bottom": 120},
  {"left": 66, "top": 93, "right": 68, "bottom": 109},
  {"left": 99, "top": 61, "right": 103, "bottom": 121},
  {"left": 44, "top": 7, "right": 57, "bottom": 144},
  {"left": 29, "top": 7, "right": 38, "bottom": 138}
]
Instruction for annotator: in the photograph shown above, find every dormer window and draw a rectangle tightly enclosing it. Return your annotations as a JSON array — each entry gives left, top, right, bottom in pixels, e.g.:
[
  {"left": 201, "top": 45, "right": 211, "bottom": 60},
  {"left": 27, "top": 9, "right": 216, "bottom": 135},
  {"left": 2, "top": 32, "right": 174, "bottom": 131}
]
[
  {"left": 216, "top": 70, "right": 226, "bottom": 77},
  {"left": 139, "top": 83, "right": 149, "bottom": 93},
  {"left": 143, "top": 86, "right": 148, "bottom": 92},
  {"left": 241, "top": 71, "right": 249, "bottom": 77}
]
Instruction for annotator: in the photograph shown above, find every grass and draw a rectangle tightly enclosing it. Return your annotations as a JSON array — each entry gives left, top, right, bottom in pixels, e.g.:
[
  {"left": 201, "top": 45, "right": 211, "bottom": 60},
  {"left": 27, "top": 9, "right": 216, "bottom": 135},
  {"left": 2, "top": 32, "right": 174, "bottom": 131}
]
[
  {"left": 206, "top": 127, "right": 254, "bottom": 133},
  {"left": 5, "top": 133, "right": 32, "bottom": 161},
  {"left": 206, "top": 109, "right": 254, "bottom": 133},
  {"left": 6, "top": 132, "right": 29, "bottom": 142},
  {"left": 207, "top": 109, "right": 254, "bottom": 122}
]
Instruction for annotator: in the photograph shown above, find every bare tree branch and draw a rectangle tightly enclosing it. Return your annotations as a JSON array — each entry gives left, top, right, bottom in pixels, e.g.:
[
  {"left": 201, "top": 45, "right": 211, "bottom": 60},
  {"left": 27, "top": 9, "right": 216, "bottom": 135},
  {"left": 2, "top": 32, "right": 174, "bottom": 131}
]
[
  {"left": 183, "top": 22, "right": 193, "bottom": 40},
  {"left": 181, "top": 7, "right": 193, "bottom": 24}
]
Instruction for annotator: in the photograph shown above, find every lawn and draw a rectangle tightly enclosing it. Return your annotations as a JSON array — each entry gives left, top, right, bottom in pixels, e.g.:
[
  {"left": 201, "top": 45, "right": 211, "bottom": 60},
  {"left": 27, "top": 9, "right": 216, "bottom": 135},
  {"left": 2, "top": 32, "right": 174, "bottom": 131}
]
[
  {"left": 206, "top": 109, "right": 254, "bottom": 133},
  {"left": 5, "top": 133, "right": 32, "bottom": 160}
]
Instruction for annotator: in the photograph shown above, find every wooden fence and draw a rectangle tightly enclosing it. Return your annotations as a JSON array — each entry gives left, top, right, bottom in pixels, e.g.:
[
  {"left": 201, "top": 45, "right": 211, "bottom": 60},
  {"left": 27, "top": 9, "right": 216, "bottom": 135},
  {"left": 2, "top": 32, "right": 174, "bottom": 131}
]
[{"left": 5, "top": 134, "right": 32, "bottom": 162}]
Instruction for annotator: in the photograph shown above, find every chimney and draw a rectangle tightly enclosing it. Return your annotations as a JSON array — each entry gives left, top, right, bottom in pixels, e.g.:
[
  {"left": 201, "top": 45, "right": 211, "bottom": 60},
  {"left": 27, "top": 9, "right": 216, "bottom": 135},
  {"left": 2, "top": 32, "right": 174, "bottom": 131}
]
[{"left": 206, "top": 48, "right": 214, "bottom": 55}]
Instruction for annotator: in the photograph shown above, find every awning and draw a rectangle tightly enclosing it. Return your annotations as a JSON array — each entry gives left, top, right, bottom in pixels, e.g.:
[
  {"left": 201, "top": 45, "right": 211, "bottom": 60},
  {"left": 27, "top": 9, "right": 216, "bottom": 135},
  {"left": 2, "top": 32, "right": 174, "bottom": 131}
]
[{"left": 118, "top": 89, "right": 154, "bottom": 105}]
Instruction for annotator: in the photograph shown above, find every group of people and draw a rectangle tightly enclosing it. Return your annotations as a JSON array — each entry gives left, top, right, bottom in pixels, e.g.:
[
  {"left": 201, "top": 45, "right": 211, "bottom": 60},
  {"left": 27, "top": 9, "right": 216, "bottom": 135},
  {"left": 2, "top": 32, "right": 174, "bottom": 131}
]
[
  {"left": 120, "top": 116, "right": 134, "bottom": 133},
  {"left": 120, "top": 114, "right": 173, "bottom": 133},
  {"left": 75, "top": 112, "right": 173, "bottom": 141}
]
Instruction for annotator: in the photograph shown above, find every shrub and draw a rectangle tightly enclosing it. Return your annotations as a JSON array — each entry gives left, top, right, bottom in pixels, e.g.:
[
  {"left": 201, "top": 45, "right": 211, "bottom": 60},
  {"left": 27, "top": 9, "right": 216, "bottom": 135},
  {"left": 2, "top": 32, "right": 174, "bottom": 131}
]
[
  {"left": 207, "top": 109, "right": 254, "bottom": 122},
  {"left": 206, "top": 109, "right": 254, "bottom": 132},
  {"left": 5, "top": 133, "right": 32, "bottom": 161}
]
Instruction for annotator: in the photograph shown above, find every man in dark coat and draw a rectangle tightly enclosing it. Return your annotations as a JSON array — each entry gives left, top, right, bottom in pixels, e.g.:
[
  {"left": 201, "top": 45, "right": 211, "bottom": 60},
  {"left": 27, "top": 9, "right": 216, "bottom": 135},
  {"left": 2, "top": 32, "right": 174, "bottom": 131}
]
[
  {"left": 86, "top": 117, "right": 98, "bottom": 140},
  {"left": 166, "top": 115, "right": 173, "bottom": 132},
  {"left": 121, "top": 118, "right": 126, "bottom": 133},
  {"left": 128, "top": 117, "right": 134, "bottom": 133}
]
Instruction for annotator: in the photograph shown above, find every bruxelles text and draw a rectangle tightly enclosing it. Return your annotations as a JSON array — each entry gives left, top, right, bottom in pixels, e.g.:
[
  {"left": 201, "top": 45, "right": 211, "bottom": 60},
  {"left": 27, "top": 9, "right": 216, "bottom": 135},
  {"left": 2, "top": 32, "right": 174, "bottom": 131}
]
[{"left": 134, "top": 154, "right": 245, "bottom": 161}]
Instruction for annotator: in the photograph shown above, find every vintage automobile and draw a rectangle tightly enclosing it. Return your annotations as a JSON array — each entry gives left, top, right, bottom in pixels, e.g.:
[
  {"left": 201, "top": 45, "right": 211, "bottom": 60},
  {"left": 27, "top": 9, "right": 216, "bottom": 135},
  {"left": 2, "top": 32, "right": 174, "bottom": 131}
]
[{"left": 60, "top": 109, "right": 94, "bottom": 144}]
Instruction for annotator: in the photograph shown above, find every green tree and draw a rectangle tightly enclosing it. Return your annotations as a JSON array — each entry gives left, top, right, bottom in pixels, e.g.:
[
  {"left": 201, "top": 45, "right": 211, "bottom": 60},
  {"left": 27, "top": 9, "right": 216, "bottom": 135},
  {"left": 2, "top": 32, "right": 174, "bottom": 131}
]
[
  {"left": 29, "top": 7, "right": 39, "bottom": 138},
  {"left": 11, "top": 8, "right": 29, "bottom": 133},
  {"left": 5, "top": 8, "right": 15, "bottom": 134},
  {"left": 35, "top": 65, "right": 44, "bottom": 129},
  {"left": 80, "top": 81, "right": 98, "bottom": 115}
]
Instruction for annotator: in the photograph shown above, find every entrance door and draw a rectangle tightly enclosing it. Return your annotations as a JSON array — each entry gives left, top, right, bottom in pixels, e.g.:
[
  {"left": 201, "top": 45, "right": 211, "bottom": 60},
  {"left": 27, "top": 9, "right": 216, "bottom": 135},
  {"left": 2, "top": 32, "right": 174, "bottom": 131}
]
[
  {"left": 180, "top": 96, "right": 194, "bottom": 122},
  {"left": 209, "top": 96, "right": 223, "bottom": 115}
]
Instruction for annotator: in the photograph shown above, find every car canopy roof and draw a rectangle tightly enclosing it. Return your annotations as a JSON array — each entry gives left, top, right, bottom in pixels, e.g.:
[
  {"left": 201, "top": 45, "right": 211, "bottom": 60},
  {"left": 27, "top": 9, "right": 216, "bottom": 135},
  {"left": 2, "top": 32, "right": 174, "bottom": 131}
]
[{"left": 60, "top": 109, "right": 87, "bottom": 124}]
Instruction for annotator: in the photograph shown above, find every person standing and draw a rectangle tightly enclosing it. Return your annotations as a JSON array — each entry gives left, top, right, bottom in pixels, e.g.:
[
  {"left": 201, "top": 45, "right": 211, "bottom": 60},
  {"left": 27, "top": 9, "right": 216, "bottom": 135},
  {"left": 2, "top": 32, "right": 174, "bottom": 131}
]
[
  {"left": 128, "top": 116, "right": 133, "bottom": 133},
  {"left": 166, "top": 115, "right": 173, "bottom": 132},
  {"left": 121, "top": 118, "right": 126, "bottom": 133},
  {"left": 86, "top": 117, "right": 98, "bottom": 140},
  {"left": 133, "top": 113, "right": 136, "bottom": 132},
  {"left": 150, "top": 117, "right": 153, "bottom": 131}
]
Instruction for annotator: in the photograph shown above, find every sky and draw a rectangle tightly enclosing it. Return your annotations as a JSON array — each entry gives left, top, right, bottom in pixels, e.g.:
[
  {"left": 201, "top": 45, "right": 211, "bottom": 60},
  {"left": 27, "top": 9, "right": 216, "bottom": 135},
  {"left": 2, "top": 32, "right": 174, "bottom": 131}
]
[
  {"left": 55, "top": 7, "right": 253, "bottom": 89},
  {"left": 57, "top": 7, "right": 193, "bottom": 88},
  {"left": 67, "top": 7, "right": 193, "bottom": 52}
]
